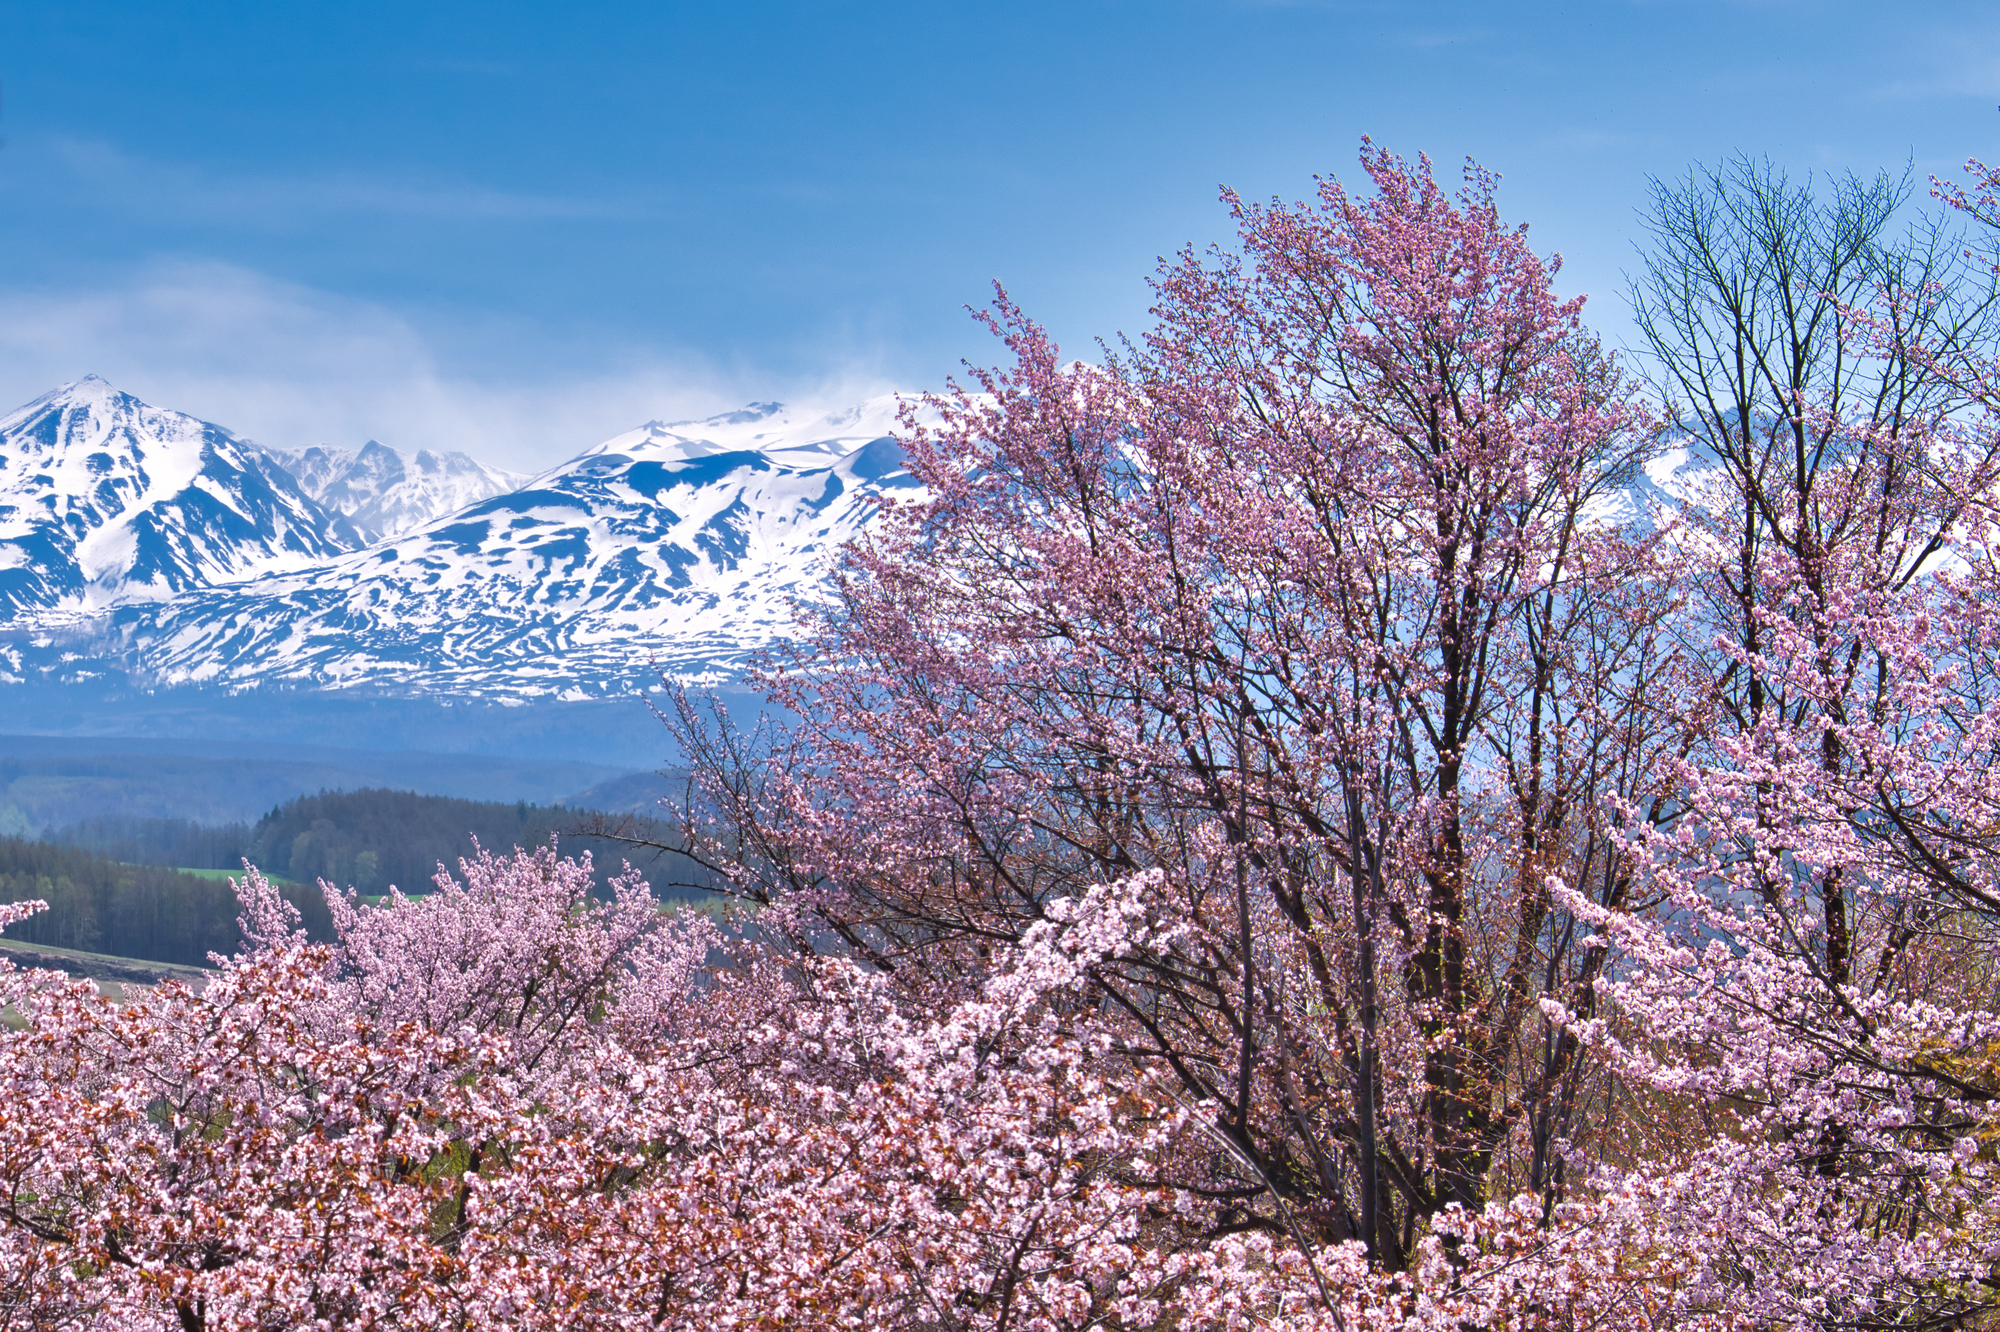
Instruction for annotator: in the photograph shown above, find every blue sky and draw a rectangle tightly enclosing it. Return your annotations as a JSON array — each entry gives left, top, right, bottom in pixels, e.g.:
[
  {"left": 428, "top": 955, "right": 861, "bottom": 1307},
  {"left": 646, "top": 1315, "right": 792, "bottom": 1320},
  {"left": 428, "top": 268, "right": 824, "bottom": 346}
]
[{"left": 0, "top": 0, "right": 1994, "bottom": 469}]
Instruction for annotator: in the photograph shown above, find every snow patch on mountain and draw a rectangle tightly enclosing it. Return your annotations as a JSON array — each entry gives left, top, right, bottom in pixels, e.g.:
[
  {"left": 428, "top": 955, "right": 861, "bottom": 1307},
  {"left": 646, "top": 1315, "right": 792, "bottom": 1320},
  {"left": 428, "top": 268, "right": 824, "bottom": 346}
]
[
  {"left": 603, "top": 397, "right": 917, "bottom": 463},
  {"left": 120, "top": 393, "right": 932, "bottom": 695}
]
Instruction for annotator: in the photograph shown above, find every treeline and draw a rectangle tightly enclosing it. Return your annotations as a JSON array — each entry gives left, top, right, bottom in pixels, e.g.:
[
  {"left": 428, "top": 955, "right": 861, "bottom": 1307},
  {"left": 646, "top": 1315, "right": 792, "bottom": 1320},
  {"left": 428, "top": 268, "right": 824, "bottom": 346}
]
[
  {"left": 239, "top": 789, "right": 698, "bottom": 897},
  {"left": 49, "top": 816, "right": 252, "bottom": 871},
  {"left": 0, "top": 837, "right": 334, "bottom": 966},
  {"left": 49, "top": 788, "right": 703, "bottom": 899},
  {"left": 10, "top": 789, "right": 703, "bottom": 969}
]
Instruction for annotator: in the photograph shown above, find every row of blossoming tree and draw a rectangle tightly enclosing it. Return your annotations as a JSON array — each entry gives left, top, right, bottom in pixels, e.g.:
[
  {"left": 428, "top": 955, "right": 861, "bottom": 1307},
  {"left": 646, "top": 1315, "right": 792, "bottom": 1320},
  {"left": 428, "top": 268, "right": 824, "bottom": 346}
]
[{"left": 4, "top": 144, "right": 2000, "bottom": 1330}]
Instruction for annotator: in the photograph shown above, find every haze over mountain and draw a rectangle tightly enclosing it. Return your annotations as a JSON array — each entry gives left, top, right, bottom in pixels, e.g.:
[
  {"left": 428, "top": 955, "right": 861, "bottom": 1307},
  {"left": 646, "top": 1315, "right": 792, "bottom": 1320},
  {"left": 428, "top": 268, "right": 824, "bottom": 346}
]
[{"left": 263, "top": 440, "right": 526, "bottom": 543}]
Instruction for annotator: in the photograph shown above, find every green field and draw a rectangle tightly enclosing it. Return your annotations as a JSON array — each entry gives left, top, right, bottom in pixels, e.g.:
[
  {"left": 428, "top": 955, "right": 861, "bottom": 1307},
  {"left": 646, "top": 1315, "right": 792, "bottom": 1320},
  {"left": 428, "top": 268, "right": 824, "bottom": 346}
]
[{"left": 157, "top": 865, "right": 305, "bottom": 888}]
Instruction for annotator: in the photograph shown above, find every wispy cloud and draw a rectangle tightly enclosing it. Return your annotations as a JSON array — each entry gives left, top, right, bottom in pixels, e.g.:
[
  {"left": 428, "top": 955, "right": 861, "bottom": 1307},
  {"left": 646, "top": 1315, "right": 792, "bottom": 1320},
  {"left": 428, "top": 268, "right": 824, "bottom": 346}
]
[
  {"left": 1866, "top": 37, "right": 2000, "bottom": 102},
  {"left": 0, "top": 262, "right": 905, "bottom": 471},
  {"left": 27, "top": 135, "right": 644, "bottom": 227}
]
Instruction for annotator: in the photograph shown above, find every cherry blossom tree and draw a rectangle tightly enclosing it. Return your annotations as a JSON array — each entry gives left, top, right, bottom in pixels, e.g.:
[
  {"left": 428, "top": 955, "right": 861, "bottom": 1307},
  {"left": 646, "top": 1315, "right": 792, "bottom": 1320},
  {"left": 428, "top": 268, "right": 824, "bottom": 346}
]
[
  {"left": 666, "top": 141, "right": 1670, "bottom": 1277},
  {"left": 1548, "top": 501, "right": 2000, "bottom": 1329},
  {"left": 0, "top": 847, "right": 1718, "bottom": 1332},
  {"left": 1530, "top": 154, "right": 2000, "bottom": 1330}
]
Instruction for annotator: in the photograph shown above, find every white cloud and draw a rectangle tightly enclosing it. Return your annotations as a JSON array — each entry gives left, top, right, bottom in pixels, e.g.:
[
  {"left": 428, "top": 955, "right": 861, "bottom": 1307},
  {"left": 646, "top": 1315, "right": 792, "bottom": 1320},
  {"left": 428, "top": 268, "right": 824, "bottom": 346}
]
[{"left": 0, "top": 261, "right": 907, "bottom": 472}]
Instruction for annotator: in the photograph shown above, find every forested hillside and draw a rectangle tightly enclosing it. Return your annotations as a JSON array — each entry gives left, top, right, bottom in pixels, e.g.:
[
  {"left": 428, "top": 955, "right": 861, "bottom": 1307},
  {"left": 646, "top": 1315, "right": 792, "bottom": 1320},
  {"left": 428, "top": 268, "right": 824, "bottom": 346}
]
[
  {"left": 240, "top": 788, "right": 696, "bottom": 896},
  {"left": 0, "top": 838, "right": 333, "bottom": 965},
  {"left": 47, "top": 816, "right": 252, "bottom": 871},
  {"left": 51, "top": 787, "right": 698, "bottom": 899},
  {"left": 8, "top": 788, "right": 699, "bottom": 969}
]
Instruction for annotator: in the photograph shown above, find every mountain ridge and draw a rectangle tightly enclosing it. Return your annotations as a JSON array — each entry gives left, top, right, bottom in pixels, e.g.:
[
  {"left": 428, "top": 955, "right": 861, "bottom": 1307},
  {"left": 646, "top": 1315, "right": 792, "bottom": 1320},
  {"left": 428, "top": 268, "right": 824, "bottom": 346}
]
[
  {"left": 0, "top": 380, "right": 928, "bottom": 696},
  {"left": 120, "top": 398, "right": 924, "bottom": 694}
]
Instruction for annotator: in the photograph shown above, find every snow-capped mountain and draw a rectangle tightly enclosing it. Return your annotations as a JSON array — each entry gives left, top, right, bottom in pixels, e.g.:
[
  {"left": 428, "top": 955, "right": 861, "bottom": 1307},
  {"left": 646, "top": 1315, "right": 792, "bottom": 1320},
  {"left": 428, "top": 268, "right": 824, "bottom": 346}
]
[
  {"left": 0, "top": 380, "right": 1704, "bottom": 706},
  {"left": 116, "top": 396, "right": 925, "bottom": 695},
  {"left": 263, "top": 440, "right": 526, "bottom": 543},
  {"left": 0, "top": 378, "right": 361, "bottom": 618}
]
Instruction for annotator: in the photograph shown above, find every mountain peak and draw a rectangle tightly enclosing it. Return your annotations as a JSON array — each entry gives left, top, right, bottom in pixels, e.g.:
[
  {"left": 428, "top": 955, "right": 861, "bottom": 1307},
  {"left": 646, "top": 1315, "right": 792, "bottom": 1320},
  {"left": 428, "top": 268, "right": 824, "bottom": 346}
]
[
  {"left": 2, "top": 375, "right": 135, "bottom": 427},
  {"left": 0, "top": 381, "right": 357, "bottom": 617},
  {"left": 53, "top": 374, "right": 133, "bottom": 404}
]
